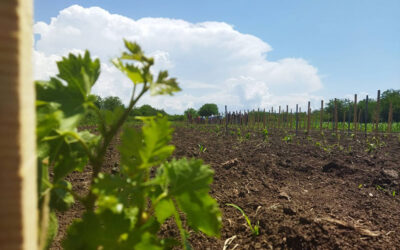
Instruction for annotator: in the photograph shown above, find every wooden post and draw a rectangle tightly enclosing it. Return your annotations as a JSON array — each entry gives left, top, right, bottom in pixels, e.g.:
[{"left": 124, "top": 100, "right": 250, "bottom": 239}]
[
  {"left": 285, "top": 105, "right": 288, "bottom": 129},
  {"left": 365, "top": 95, "right": 369, "bottom": 135},
  {"left": 307, "top": 102, "right": 311, "bottom": 134},
  {"left": 375, "top": 90, "right": 381, "bottom": 133},
  {"left": 263, "top": 108, "right": 266, "bottom": 129},
  {"left": 347, "top": 106, "right": 351, "bottom": 134},
  {"left": 320, "top": 100, "right": 323, "bottom": 132},
  {"left": 278, "top": 106, "right": 281, "bottom": 130},
  {"left": 357, "top": 108, "right": 362, "bottom": 133},
  {"left": 0, "top": 0, "right": 37, "bottom": 249},
  {"left": 388, "top": 102, "right": 393, "bottom": 133},
  {"left": 224, "top": 105, "right": 228, "bottom": 134},
  {"left": 299, "top": 107, "right": 302, "bottom": 129},
  {"left": 334, "top": 98, "right": 338, "bottom": 133},
  {"left": 296, "top": 104, "right": 299, "bottom": 135},
  {"left": 342, "top": 111, "right": 346, "bottom": 132},
  {"left": 353, "top": 94, "right": 357, "bottom": 134}
]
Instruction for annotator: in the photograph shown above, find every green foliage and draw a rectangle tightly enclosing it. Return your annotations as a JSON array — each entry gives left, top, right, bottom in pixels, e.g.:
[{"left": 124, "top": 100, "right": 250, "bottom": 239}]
[
  {"left": 130, "top": 104, "right": 168, "bottom": 117},
  {"left": 102, "top": 96, "right": 125, "bottom": 110},
  {"left": 37, "top": 40, "right": 220, "bottom": 250},
  {"left": 198, "top": 144, "right": 207, "bottom": 153},
  {"left": 262, "top": 129, "right": 269, "bottom": 141},
  {"left": 184, "top": 108, "right": 198, "bottom": 118},
  {"left": 198, "top": 103, "right": 219, "bottom": 117},
  {"left": 226, "top": 204, "right": 259, "bottom": 236},
  {"left": 168, "top": 114, "right": 185, "bottom": 122},
  {"left": 365, "top": 136, "right": 385, "bottom": 153},
  {"left": 282, "top": 134, "right": 294, "bottom": 143}
]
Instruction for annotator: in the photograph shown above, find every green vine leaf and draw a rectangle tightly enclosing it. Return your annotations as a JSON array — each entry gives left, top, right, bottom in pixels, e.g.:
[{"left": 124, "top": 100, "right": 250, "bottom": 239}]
[
  {"left": 158, "top": 158, "right": 222, "bottom": 237},
  {"left": 150, "top": 70, "right": 181, "bottom": 96},
  {"left": 50, "top": 180, "right": 74, "bottom": 212},
  {"left": 119, "top": 115, "right": 175, "bottom": 173}
]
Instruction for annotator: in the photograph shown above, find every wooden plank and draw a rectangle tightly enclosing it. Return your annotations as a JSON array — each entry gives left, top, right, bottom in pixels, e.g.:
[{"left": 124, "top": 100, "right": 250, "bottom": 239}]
[{"left": 0, "top": 0, "right": 37, "bottom": 249}]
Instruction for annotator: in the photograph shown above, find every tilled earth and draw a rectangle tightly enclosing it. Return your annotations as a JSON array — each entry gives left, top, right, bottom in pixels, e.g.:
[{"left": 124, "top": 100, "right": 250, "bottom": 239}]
[{"left": 52, "top": 126, "right": 400, "bottom": 249}]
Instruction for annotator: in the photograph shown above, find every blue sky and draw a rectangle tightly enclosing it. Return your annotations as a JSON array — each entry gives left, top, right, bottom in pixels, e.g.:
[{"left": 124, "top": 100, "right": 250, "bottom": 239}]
[{"left": 33, "top": 0, "right": 400, "bottom": 113}]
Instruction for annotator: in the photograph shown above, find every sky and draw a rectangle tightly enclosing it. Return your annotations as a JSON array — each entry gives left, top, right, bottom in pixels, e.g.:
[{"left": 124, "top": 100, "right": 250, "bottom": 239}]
[{"left": 33, "top": 0, "right": 400, "bottom": 114}]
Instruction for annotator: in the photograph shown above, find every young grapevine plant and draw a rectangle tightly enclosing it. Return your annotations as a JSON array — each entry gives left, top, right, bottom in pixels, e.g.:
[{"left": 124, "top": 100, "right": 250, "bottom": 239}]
[{"left": 36, "top": 40, "right": 221, "bottom": 250}]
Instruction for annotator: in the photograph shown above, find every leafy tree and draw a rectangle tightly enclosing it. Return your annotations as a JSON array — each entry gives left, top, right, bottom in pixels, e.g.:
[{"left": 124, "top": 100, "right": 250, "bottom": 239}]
[
  {"left": 129, "top": 104, "right": 167, "bottom": 117},
  {"left": 198, "top": 103, "right": 218, "bottom": 117},
  {"left": 184, "top": 108, "right": 198, "bottom": 118},
  {"left": 381, "top": 89, "right": 400, "bottom": 122},
  {"left": 325, "top": 98, "right": 352, "bottom": 122},
  {"left": 102, "top": 96, "right": 124, "bottom": 110},
  {"left": 93, "top": 95, "right": 103, "bottom": 109}
]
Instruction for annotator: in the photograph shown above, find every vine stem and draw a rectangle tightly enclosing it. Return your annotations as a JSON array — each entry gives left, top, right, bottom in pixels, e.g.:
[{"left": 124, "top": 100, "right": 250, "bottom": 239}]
[
  {"left": 172, "top": 199, "right": 190, "bottom": 250},
  {"left": 84, "top": 83, "right": 148, "bottom": 211}
]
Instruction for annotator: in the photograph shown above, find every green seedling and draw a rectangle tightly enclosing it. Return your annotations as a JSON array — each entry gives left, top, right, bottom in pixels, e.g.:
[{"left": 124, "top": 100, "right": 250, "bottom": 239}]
[
  {"left": 365, "top": 143, "right": 377, "bottom": 153},
  {"left": 358, "top": 184, "right": 363, "bottom": 188},
  {"left": 236, "top": 128, "right": 242, "bottom": 137},
  {"left": 282, "top": 134, "right": 293, "bottom": 143},
  {"left": 226, "top": 203, "right": 259, "bottom": 236},
  {"left": 198, "top": 144, "right": 207, "bottom": 153},
  {"left": 245, "top": 132, "right": 251, "bottom": 140},
  {"left": 262, "top": 129, "right": 269, "bottom": 141}
]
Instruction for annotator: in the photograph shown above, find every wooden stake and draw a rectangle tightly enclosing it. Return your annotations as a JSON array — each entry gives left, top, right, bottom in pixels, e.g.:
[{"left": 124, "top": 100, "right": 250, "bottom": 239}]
[
  {"left": 224, "top": 105, "right": 228, "bottom": 133},
  {"left": 365, "top": 95, "right": 369, "bottom": 135},
  {"left": 307, "top": 101, "right": 311, "bottom": 134},
  {"left": 320, "top": 100, "right": 323, "bottom": 132},
  {"left": 285, "top": 105, "right": 289, "bottom": 129},
  {"left": 263, "top": 108, "right": 266, "bottom": 129},
  {"left": 353, "top": 94, "right": 357, "bottom": 134},
  {"left": 296, "top": 104, "right": 299, "bottom": 135},
  {"left": 0, "top": 0, "right": 37, "bottom": 249},
  {"left": 334, "top": 98, "right": 338, "bottom": 133},
  {"left": 375, "top": 90, "right": 381, "bottom": 133},
  {"left": 388, "top": 102, "right": 393, "bottom": 133},
  {"left": 342, "top": 111, "right": 346, "bottom": 132},
  {"left": 278, "top": 106, "right": 281, "bottom": 130}
]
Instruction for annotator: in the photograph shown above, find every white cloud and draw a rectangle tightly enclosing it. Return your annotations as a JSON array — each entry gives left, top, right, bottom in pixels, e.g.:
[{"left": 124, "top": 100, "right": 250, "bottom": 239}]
[{"left": 33, "top": 4, "right": 323, "bottom": 114}]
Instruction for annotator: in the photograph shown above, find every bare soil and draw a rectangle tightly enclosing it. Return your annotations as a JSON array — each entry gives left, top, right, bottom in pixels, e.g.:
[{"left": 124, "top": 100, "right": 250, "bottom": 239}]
[{"left": 51, "top": 126, "right": 400, "bottom": 250}]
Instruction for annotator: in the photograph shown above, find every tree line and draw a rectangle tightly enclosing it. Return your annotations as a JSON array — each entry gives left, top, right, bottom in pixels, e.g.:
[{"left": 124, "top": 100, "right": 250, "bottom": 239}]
[
  {"left": 85, "top": 89, "right": 399, "bottom": 124},
  {"left": 323, "top": 89, "right": 399, "bottom": 123}
]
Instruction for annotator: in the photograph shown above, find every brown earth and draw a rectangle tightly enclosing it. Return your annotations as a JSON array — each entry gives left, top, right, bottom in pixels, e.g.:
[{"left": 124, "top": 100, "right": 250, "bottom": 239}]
[{"left": 51, "top": 125, "right": 400, "bottom": 250}]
